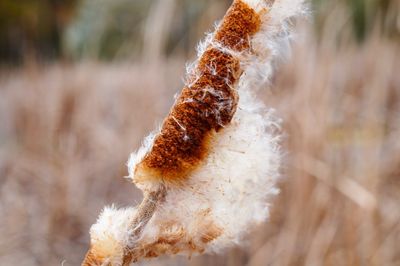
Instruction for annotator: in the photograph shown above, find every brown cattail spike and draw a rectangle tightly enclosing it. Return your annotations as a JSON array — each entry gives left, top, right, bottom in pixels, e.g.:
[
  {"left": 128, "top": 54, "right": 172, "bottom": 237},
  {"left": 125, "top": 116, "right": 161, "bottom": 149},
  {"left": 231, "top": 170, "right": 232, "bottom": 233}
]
[{"left": 135, "top": 0, "right": 261, "bottom": 185}]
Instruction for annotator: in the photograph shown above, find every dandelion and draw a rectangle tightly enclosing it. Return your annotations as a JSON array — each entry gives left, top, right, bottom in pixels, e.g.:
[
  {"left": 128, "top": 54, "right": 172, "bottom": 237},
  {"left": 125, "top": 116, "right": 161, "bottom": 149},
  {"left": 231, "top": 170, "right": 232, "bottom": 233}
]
[{"left": 82, "top": 0, "right": 307, "bottom": 265}]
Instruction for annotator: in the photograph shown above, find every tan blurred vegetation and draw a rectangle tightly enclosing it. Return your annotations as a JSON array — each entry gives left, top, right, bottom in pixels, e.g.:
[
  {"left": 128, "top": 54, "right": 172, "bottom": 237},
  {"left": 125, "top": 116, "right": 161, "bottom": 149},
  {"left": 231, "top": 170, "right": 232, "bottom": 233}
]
[
  {"left": 0, "top": 0, "right": 399, "bottom": 63},
  {"left": 0, "top": 0, "right": 399, "bottom": 265}
]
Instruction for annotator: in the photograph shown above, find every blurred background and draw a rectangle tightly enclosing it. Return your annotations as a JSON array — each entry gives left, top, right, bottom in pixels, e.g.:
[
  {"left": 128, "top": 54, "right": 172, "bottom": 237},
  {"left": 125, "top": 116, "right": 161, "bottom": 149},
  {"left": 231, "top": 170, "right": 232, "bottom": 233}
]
[{"left": 0, "top": 0, "right": 399, "bottom": 265}]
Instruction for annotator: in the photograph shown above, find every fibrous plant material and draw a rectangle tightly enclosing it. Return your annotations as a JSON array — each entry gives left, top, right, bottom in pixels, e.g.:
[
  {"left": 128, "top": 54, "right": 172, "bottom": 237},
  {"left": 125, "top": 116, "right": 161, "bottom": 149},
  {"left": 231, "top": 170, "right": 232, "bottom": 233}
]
[
  {"left": 82, "top": 0, "right": 307, "bottom": 265},
  {"left": 134, "top": 0, "right": 260, "bottom": 185}
]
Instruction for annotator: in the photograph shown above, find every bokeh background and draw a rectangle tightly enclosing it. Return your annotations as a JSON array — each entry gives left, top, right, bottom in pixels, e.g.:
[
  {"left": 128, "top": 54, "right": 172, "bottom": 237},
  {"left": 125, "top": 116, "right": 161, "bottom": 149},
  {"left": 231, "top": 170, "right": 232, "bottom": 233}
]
[{"left": 0, "top": 0, "right": 399, "bottom": 265}]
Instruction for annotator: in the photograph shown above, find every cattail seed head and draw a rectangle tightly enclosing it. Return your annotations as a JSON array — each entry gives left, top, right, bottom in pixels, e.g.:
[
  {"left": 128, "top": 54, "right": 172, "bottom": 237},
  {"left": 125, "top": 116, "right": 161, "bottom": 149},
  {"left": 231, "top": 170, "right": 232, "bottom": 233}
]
[
  {"left": 134, "top": 0, "right": 262, "bottom": 186},
  {"left": 84, "top": 0, "right": 307, "bottom": 265}
]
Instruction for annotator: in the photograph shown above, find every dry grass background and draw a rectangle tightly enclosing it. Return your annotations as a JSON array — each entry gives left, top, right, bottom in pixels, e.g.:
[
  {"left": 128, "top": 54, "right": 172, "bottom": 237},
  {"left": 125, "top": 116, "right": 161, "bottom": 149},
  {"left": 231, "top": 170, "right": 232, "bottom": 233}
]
[{"left": 0, "top": 1, "right": 399, "bottom": 266}]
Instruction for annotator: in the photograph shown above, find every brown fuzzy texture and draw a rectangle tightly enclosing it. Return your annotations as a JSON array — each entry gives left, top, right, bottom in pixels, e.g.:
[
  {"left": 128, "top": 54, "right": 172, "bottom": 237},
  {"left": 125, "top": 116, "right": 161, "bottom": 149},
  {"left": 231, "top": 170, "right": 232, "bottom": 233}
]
[
  {"left": 82, "top": 250, "right": 102, "bottom": 266},
  {"left": 83, "top": 246, "right": 121, "bottom": 266},
  {"left": 124, "top": 217, "right": 222, "bottom": 264},
  {"left": 215, "top": 0, "right": 262, "bottom": 51},
  {"left": 135, "top": 0, "right": 261, "bottom": 184}
]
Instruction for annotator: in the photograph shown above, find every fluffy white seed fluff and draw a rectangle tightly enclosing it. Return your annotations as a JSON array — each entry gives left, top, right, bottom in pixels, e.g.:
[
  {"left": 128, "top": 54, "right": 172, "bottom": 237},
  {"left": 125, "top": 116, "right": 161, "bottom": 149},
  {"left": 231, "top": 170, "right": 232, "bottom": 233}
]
[
  {"left": 242, "top": 0, "right": 272, "bottom": 12},
  {"left": 138, "top": 89, "right": 282, "bottom": 252},
  {"left": 89, "top": 0, "right": 307, "bottom": 261},
  {"left": 89, "top": 206, "right": 138, "bottom": 265}
]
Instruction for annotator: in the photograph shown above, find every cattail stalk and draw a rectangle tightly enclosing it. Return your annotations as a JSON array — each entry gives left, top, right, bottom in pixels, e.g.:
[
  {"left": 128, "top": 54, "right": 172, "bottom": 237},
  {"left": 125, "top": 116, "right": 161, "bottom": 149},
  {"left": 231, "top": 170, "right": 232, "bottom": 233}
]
[{"left": 82, "top": 0, "right": 306, "bottom": 265}]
